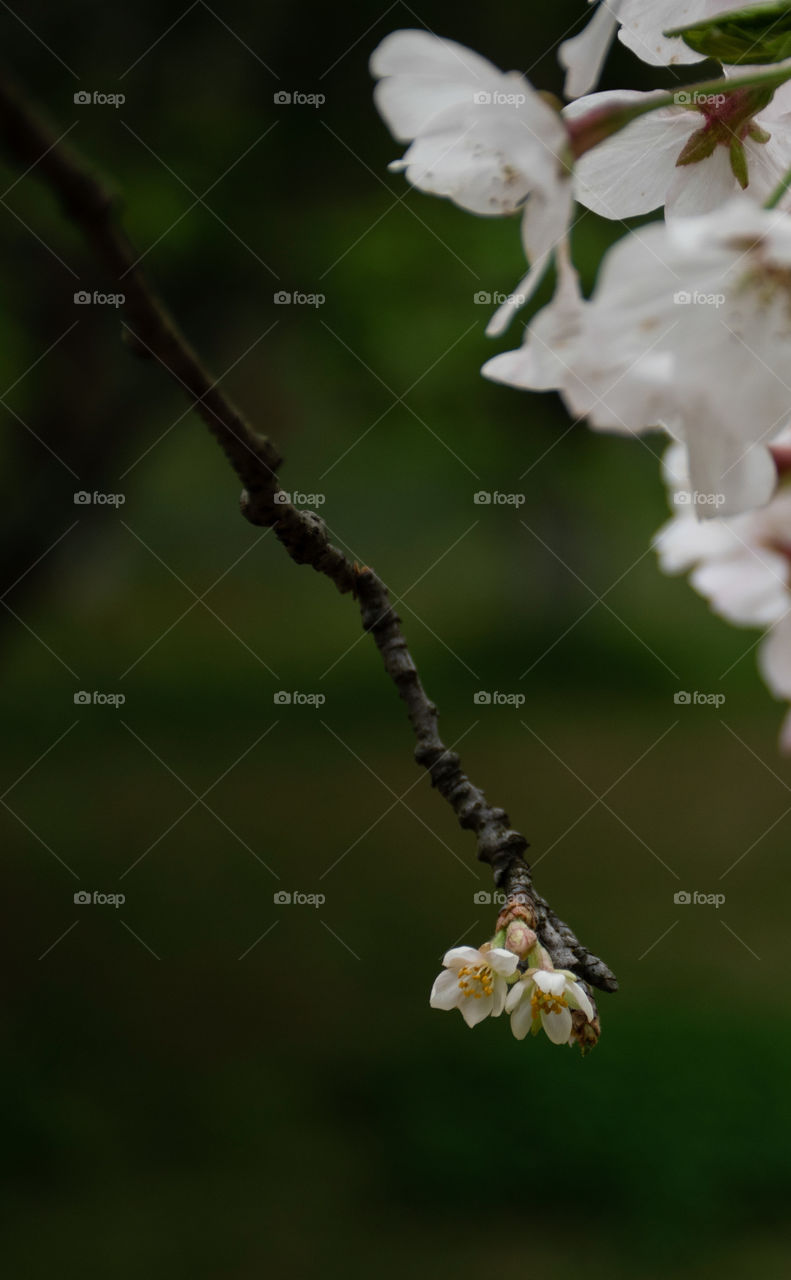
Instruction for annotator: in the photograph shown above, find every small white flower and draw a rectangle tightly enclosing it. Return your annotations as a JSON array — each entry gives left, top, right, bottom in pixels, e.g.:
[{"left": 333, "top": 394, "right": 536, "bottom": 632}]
[
  {"left": 566, "top": 82, "right": 791, "bottom": 219},
  {"left": 505, "top": 968, "right": 594, "bottom": 1044},
  {"left": 484, "top": 200, "right": 791, "bottom": 516},
  {"left": 430, "top": 943, "right": 518, "bottom": 1027},
  {"left": 370, "top": 30, "right": 574, "bottom": 324}
]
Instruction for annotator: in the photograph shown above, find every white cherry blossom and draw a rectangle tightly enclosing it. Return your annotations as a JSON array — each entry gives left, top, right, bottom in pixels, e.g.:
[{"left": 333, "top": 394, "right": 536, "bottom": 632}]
[
  {"left": 506, "top": 967, "right": 594, "bottom": 1044},
  {"left": 430, "top": 943, "right": 519, "bottom": 1027},
  {"left": 656, "top": 440, "right": 791, "bottom": 626},
  {"left": 566, "top": 82, "right": 791, "bottom": 218},
  {"left": 484, "top": 200, "right": 791, "bottom": 516},
  {"left": 370, "top": 30, "right": 574, "bottom": 316},
  {"left": 656, "top": 439, "right": 791, "bottom": 750}
]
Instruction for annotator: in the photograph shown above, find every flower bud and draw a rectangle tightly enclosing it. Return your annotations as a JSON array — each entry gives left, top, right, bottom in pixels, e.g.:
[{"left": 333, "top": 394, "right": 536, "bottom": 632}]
[{"left": 504, "top": 921, "right": 537, "bottom": 958}]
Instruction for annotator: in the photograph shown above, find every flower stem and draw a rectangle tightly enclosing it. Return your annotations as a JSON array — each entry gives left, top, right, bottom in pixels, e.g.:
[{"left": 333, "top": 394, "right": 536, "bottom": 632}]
[{"left": 570, "top": 63, "right": 791, "bottom": 158}]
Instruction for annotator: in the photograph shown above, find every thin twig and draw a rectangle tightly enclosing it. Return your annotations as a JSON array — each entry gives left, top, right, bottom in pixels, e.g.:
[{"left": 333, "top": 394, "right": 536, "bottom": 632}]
[{"left": 0, "top": 69, "right": 617, "bottom": 997}]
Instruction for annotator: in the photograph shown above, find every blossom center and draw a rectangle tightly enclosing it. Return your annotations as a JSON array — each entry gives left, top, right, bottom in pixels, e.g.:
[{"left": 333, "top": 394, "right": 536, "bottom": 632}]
[
  {"left": 675, "top": 88, "right": 775, "bottom": 188},
  {"left": 457, "top": 963, "right": 494, "bottom": 1000},
  {"left": 696, "top": 88, "right": 768, "bottom": 135},
  {"left": 531, "top": 987, "right": 568, "bottom": 1018},
  {"left": 734, "top": 259, "right": 791, "bottom": 321}
]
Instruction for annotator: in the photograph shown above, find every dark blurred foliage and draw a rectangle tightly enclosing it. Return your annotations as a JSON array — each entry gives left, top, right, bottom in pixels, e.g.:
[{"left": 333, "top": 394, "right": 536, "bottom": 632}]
[{"left": 0, "top": 3, "right": 789, "bottom": 1277}]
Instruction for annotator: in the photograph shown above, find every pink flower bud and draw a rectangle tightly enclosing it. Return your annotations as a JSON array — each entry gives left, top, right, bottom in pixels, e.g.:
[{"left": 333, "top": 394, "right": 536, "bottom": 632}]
[{"left": 505, "top": 921, "right": 537, "bottom": 958}]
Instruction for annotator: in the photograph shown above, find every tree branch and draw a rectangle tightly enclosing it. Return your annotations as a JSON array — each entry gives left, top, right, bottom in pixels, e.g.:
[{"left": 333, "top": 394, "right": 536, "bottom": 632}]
[{"left": 0, "top": 69, "right": 617, "bottom": 999}]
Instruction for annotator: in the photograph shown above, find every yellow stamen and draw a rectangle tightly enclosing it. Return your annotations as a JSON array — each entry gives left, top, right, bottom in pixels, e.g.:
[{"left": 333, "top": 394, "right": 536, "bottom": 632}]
[
  {"left": 457, "top": 963, "right": 494, "bottom": 1000},
  {"left": 531, "top": 989, "right": 568, "bottom": 1018}
]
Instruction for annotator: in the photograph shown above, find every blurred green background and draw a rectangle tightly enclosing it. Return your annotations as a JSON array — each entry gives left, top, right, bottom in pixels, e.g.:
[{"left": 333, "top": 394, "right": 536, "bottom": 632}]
[{"left": 1, "top": 2, "right": 790, "bottom": 1276}]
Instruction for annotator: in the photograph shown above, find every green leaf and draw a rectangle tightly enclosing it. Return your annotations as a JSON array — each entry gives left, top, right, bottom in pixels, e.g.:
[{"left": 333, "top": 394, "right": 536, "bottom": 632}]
[
  {"left": 675, "top": 126, "right": 719, "bottom": 167},
  {"left": 666, "top": 3, "right": 791, "bottom": 64},
  {"left": 729, "top": 138, "right": 750, "bottom": 188}
]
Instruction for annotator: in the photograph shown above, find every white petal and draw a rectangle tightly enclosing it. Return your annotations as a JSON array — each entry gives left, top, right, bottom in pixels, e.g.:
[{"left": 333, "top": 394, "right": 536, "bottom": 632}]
[
  {"left": 510, "top": 996, "right": 535, "bottom": 1040},
  {"left": 371, "top": 30, "right": 506, "bottom": 141},
  {"left": 665, "top": 147, "right": 738, "bottom": 218},
  {"left": 484, "top": 237, "right": 583, "bottom": 367},
  {"left": 566, "top": 981, "right": 595, "bottom": 1021},
  {"left": 487, "top": 946, "right": 520, "bottom": 976},
  {"left": 684, "top": 432, "right": 777, "bottom": 520},
  {"left": 741, "top": 126, "right": 791, "bottom": 205},
  {"left": 691, "top": 550, "right": 789, "bottom": 626},
  {"left": 371, "top": 29, "right": 503, "bottom": 86},
  {"left": 654, "top": 513, "right": 742, "bottom": 575},
  {"left": 490, "top": 976, "right": 509, "bottom": 1017},
  {"left": 441, "top": 945, "right": 482, "bottom": 969},
  {"left": 759, "top": 614, "right": 791, "bottom": 699},
  {"left": 430, "top": 968, "right": 461, "bottom": 1010},
  {"left": 662, "top": 440, "right": 690, "bottom": 491},
  {"left": 505, "top": 980, "right": 527, "bottom": 1013},
  {"left": 617, "top": 0, "right": 710, "bottom": 67},
  {"left": 490, "top": 174, "right": 574, "bottom": 328},
  {"left": 559, "top": 0, "right": 621, "bottom": 99},
  {"left": 567, "top": 92, "right": 696, "bottom": 218},
  {"left": 390, "top": 104, "right": 565, "bottom": 217},
  {"left": 541, "top": 1006, "right": 573, "bottom": 1044},
  {"left": 371, "top": 30, "right": 569, "bottom": 219},
  {"left": 534, "top": 969, "right": 566, "bottom": 997},
  {"left": 459, "top": 992, "right": 494, "bottom": 1028}
]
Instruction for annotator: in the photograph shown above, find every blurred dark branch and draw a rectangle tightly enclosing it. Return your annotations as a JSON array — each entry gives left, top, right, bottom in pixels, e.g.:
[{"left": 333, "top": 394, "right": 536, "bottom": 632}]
[{"left": 0, "top": 70, "right": 617, "bottom": 998}]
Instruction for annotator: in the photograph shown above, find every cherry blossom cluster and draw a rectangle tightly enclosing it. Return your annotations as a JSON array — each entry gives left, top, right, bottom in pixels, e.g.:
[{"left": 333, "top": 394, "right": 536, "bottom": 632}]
[
  {"left": 370, "top": 8, "right": 791, "bottom": 760},
  {"left": 429, "top": 919, "right": 598, "bottom": 1051}
]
